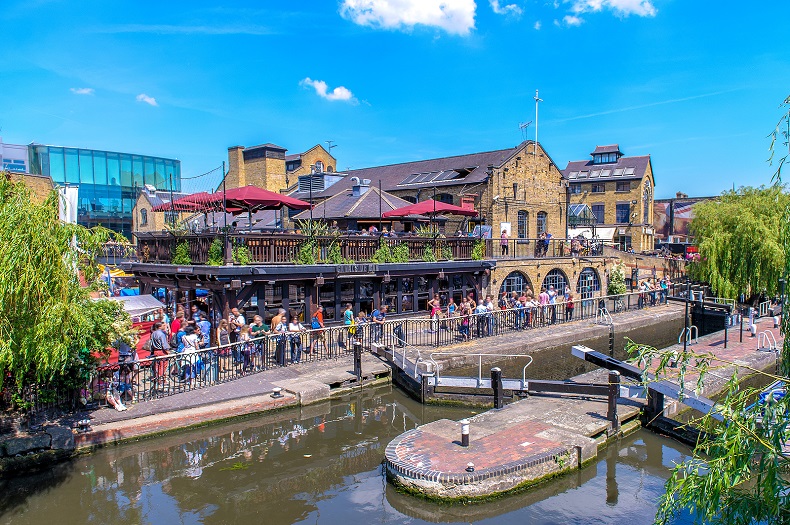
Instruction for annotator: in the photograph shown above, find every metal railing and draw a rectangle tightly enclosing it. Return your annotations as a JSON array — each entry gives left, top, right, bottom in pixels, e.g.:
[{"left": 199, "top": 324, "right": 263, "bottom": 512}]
[{"left": 427, "top": 352, "right": 533, "bottom": 389}]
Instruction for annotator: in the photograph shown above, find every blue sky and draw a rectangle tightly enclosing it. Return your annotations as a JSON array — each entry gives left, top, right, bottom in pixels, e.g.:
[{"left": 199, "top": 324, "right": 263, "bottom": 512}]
[{"left": 1, "top": 0, "right": 788, "bottom": 198}]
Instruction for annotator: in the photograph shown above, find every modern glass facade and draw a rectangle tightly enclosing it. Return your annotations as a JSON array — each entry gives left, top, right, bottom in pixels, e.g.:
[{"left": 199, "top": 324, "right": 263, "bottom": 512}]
[{"left": 29, "top": 145, "right": 181, "bottom": 239}]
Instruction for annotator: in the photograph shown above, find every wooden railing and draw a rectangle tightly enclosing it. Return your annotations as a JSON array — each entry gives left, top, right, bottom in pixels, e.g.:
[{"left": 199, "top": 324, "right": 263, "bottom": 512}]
[{"left": 135, "top": 232, "right": 583, "bottom": 265}]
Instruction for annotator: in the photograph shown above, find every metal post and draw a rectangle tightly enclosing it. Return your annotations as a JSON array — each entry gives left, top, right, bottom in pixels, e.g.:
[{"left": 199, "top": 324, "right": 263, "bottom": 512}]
[
  {"left": 378, "top": 179, "right": 383, "bottom": 234},
  {"left": 491, "top": 367, "right": 504, "bottom": 409},
  {"left": 780, "top": 277, "right": 787, "bottom": 336},
  {"left": 607, "top": 370, "right": 620, "bottom": 432},
  {"left": 740, "top": 305, "right": 744, "bottom": 343},
  {"left": 222, "top": 161, "right": 231, "bottom": 264},
  {"left": 724, "top": 308, "right": 729, "bottom": 348},
  {"left": 353, "top": 341, "right": 362, "bottom": 382},
  {"left": 460, "top": 419, "right": 470, "bottom": 447},
  {"left": 645, "top": 388, "right": 664, "bottom": 426},
  {"left": 684, "top": 280, "right": 690, "bottom": 355}
]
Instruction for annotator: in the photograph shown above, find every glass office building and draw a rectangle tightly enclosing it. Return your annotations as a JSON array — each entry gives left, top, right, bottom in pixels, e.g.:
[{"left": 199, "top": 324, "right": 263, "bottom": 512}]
[{"left": 29, "top": 145, "right": 181, "bottom": 239}]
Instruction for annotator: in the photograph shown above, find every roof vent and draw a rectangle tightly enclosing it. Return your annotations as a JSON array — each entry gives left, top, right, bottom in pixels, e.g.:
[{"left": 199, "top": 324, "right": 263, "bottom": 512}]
[{"left": 350, "top": 176, "right": 361, "bottom": 185}]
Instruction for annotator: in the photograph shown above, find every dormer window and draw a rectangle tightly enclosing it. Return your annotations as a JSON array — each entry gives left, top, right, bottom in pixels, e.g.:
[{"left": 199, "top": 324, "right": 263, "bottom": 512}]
[{"left": 593, "top": 152, "right": 620, "bottom": 164}]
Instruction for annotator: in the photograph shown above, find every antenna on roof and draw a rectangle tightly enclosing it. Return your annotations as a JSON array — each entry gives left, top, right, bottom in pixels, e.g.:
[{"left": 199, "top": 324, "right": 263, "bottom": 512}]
[
  {"left": 325, "top": 140, "right": 337, "bottom": 156},
  {"left": 519, "top": 121, "right": 532, "bottom": 142}
]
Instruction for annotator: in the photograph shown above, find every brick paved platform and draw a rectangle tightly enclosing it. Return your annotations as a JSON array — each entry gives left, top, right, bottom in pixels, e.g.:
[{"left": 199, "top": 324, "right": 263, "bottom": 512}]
[{"left": 385, "top": 395, "right": 641, "bottom": 500}]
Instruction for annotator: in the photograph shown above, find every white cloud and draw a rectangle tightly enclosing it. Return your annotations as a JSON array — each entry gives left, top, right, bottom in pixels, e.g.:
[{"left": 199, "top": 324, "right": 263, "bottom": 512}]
[
  {"left": 489, "top": 0, "right": 522, "bottom": 17},
  {"left": 70, "top": 87, "right": 94, "bottom": 95},
  {"left": 563, "top": 14, "right": 584, "bottom": 25},
  {"left": 568, "top": 0, "right": 656, "bottom": 17},
  {"left": 136, "top": 93, "right": 158, "bottom": 106},
  {"left": 534, "top": 20, "right": 542, "bottom": 29},
  {"left": 339, "top": 0, "right": 476, "bottom": 36},
  {"left": 300, "top": 78, "right": 358, "bottom": 104}
]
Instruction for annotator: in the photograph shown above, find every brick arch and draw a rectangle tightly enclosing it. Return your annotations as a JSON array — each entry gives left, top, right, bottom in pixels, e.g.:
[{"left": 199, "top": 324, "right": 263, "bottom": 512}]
[
  {"left": 576, "top": 267, "right": 601, "bottom": 299},
  {"left": 541, "top": 268, "right": 568, "bottom": 294}
]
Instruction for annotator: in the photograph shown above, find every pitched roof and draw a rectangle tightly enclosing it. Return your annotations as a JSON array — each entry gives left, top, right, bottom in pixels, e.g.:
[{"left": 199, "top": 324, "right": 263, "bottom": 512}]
[
  {"left": 245, "top": 143, "right": 286, "bottom": 152},
  {"left": 289, "top": 141, "right": 536, "bottom": 200},
  {"left": 562, "top": 155, "right": 652, "bottom": 182},
  {"left": 142, "top": 190, "right": 191, "bottom": 209},
  {"left": 292, "top": 186, "right": 435, "bottom": 221},
  {"left": 591, "top": 144, "right": 622, "bottom": 155}
]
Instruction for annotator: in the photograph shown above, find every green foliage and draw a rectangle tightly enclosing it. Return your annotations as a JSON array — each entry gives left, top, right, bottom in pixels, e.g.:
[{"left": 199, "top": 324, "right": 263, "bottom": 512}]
[
  {"left": 422, "top": 244, "right": 436, "bottom": 262},
  {"left": 233, "top": 242, "right": 252, "bottom": 265},
  {"left": 768, "top": 95, "right": 790, "bottom": 180},
  {"left": 391, "top": 242, "right": 410, "bottom": 263},
  {"left": 607, "top": 261, "right": 628, "bottom": 296},
  {"left": 294, "top": 239, "right": 317, "bottom": 265},
  {"left": 0, "top": 176, "right": 132, "bottom": 395},
  {"left": 471, "top": 240, "right": 486, "bottom": 260},
  {"left": 295, "top": 218, "right": 331, "bottom": 237},
  {"left": 371, "top": 240, "right": 392, "bottom": 263},
  {"left": 689, "top": 185, "right": 788, "bottom": 299},
  {"left": 415, "top": 225, "right": 435, "bottom": 238},
  {"left": 626, "top": 340, "right": 790, "bottom": 524},
  {"left": 327, "top": 241, "right": 349, "bottom": 264},
  {"left": 440, "top": 244, "right": 453, "bottom": 261},
  {"left": 171, "top": 240, "right": 192, "bottom": 265},
  {"left": 207, "top": 238, "right": 224, "bottom": 266}
]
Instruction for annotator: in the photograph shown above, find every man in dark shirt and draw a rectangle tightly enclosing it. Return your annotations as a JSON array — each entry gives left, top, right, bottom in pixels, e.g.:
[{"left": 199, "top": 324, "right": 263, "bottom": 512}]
[{"left": 371, "top": 305, "right": 387, "bottom": 343}]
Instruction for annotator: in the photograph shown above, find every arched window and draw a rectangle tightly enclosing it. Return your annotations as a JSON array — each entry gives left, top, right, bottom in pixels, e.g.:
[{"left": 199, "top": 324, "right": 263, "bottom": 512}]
[
  {"left": 326, "top": 165, "right": 334, "bottom": 173},
  {"left": 499, "top": 271, "right": 532, "bottom": 296},
  {"left": 642, "top": 184, "right": 652, "bottom": 225},
  {"left": 576, "top": 267, "right": 600, "bottom": 299},
  {"left": 314, "top": 160, "right": 324, "bottom": 173},
  {"left": 435, "top": 193, "right": 454, "bottom": 205},
  {"left": 536, "top": 211, "right": 548, "bottom": 235},
  {"left": 542, "top": 268, "right": 568, "bottom": 294},
  {"left": 517, "top": 210, "right": 528, "bottom": 238},
  {"left": 402, "top": 196, "right": 417, "bottom": 204},
  {"left": 140, "top": 208, "right": 148, "bottom": 226}
]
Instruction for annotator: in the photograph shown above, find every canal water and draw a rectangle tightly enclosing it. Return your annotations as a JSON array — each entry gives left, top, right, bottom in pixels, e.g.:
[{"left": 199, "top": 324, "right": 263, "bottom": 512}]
[{"left": 0, "top": 385, "right": 695, "bottom": 525}]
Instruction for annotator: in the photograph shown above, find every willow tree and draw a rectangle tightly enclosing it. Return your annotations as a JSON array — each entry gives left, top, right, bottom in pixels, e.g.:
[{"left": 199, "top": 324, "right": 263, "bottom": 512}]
[
  {"left": 688, "top": 185, "right": 788, "bottom": 299},
  {"left": 0, "top": 175, "right": 131, "bottom": 398}
]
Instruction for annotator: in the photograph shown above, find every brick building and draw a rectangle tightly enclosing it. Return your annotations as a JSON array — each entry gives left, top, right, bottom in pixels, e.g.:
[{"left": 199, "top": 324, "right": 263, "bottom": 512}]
[
  {"left": 562, "top": 145, "right": 655, "bottom": 251},
  {"left": 131, "top": 186, "right": 190, "bottom": 240},
  {"left": 225, "top": 143, "right": 337, "bottom": 194},
  {"left": 289, "top": 140, "right": 567, "bottom": 238}
]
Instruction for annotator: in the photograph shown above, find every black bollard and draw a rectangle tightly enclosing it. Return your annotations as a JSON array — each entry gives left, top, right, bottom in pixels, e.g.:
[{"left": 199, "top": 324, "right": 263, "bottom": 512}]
[
  {"left": 353, "top": 341, "right": 362, "bottom": 382},
  {"left": 491, "top": 367, "right": 504, "bottom": 409},
  {"left": 607, "top": 370, "right": 620, "bottom": 432}
]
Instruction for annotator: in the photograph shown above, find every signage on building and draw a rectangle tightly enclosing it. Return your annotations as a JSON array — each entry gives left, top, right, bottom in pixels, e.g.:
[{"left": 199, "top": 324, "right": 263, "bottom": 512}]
[{"left": 335, "top": 263, "right": 378, "bottom": 275}]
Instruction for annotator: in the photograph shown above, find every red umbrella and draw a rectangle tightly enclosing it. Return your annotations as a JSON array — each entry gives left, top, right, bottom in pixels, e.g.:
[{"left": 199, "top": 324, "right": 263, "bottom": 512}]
[
  {"left": 202, "top": 185, "right": 312, "bottom": 211},
  {"left": 382, "top": 199, "right": 478, "bottom": 218},
  {"left": 151, "top": 192, "right": 215, "bottom": 212}
]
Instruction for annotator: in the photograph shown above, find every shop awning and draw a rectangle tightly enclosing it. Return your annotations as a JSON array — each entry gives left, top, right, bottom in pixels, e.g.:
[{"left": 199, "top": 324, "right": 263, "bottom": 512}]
[
  {"left": 568, "top": 227, "right": 616, "bottom": 241},
  {"left": 104, "top": 294, "right": 164, "bottom": 318}
]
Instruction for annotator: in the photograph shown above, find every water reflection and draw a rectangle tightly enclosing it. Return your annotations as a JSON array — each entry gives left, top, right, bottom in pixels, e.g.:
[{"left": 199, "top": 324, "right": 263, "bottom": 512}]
[{"left": 0, "top": 385, "right": 694, "bottom": 525}]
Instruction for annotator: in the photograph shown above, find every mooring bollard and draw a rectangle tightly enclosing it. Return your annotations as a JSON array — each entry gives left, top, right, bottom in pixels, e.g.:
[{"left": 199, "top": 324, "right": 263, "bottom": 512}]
[
  {"left": 607, "top": 370, "right": 620, "bottom": 432},
  {"left": 491, "top": 367, "right": 504, "bottom": 409},
  {"left": 353, "top": 341, "right": 362, "bottom": 382},
  {"left": 460, "top": 419, "right": 470, "bottom": 447}
]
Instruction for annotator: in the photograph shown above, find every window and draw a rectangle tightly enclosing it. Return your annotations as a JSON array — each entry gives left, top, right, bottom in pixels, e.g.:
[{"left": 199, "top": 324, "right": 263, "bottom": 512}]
[
  {"left": 616, "top": 203, "right": 631, "bottom": 224},
  {"left": 591, "top": 204, "right": 605, "bottom": 224},
  {"left": 327, "top": 165, "right": 334, "bottom": 173},
  {"left": 591, "top": 183, "right": 605, "bottom": 193},
  {"left": 435, "top": 193, "right": 454, "bottom": 205},
  {"left": 402, "top": 196, "right": 417, "bottom": 204},
  {"left": 617, "top": 235, "right": 632, "bottom": 251},
  {"left": 536, "top": 211, "right": 547, "bottom": 235},
  {"left": 542, "top": 269, "right": 567, "bottom": 295},
  {"left": 140, "top": 208, "right": 148, "bottom": 226},
  {"left": 569, "top": 183, "right": 581, "bottom": 194},
  {"left": 616, "top": 181, "right": 630, "bottom": 192},
  {"left": 314, "top": 161, "right": 324, "bottom": 173},
  {"left": 500, "top": 271, "right": 532, "bottom": 296},
  {"left": 576, "top": 267, "right": 600, "bottom": 298},
  {"left": 517, "top": 210, "right": 528, "bottom": 238}
]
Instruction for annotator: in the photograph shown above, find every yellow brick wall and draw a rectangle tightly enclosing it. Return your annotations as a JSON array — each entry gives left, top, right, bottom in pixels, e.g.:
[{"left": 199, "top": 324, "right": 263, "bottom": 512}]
[
  {"left": 288, "top": 145, "right": 338, "bottom": 178},
  {"left": 569, "top": 160, "right": 655, "bottom": 251},
  {"left": 224, "top": 146, "right": 287, "bottom": 192},
  {"left": 8, "top": 173, "right": 54, "bottom": 204},
  {"left": 131, "top": 193, "right": 187, "bottom": 241}
]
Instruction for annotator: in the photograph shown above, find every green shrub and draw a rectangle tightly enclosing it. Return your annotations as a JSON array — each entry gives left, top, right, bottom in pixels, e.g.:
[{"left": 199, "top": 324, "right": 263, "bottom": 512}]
[
  {"left": 607, "top": 262, "right": 628, "bottom": 296},
  {"left": 328, "top": 242, "right": 350, "bottom": 264},
  {"left": 471, "top": 240, "right": 485, "bottom": 260},
  {"left": 295, "top": 239, "right": 317, "bottom": 265},
  {"left": 422, "top": 244, "right": 436, "bottom": 262},
  {"left": 233, "top": 243, "right": 252, "bottom": 265},
  {"left": 171, "top": 241, "right": 192, "bottom": 265},
  {"left": 371, "top": 240, "right": 392, "bottom": 263},
  {"left": 391, "top": 243, "right": 410, "bottom": 263},
  {"left": 441, "top": 244, "right": 453, "bottom": 261},
  {"left": 207, "top": 238, "right": 224, "bottom": 266}
]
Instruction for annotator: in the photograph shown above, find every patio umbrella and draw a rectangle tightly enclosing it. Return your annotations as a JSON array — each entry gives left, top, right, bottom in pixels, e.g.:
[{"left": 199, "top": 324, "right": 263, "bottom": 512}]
[
  {"left": 201, "top": 185, "right": 312, "bottom": 211},
  {"left": 381, "top": 199, "right": 478, "bottom": 218},
  {"left": 151, "top": 192, "right": 215, "bottom": 212}
]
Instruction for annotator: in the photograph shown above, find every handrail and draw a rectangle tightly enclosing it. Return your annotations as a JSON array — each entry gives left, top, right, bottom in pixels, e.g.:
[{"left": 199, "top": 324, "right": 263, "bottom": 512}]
[
  {"left": 758, "top": 301, "right": 771, "bottom": 318},
  {"left": 678, "top": 325, "right": 699, "bottom": 345},
  {"left": 595, "top": 307, "right": 613, "bottom": 325},
  {"left": 428, "top": 352, "right": 533, "bottom": 389},
  {"left": 758, "top": 331, "right": 778, "bottom": 352}
]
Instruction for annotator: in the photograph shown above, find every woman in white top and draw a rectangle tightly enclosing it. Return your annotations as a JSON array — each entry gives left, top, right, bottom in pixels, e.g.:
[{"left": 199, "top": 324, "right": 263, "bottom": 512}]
[{"left": 287, "top": 316, "right": 305, "bottom": 364}]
